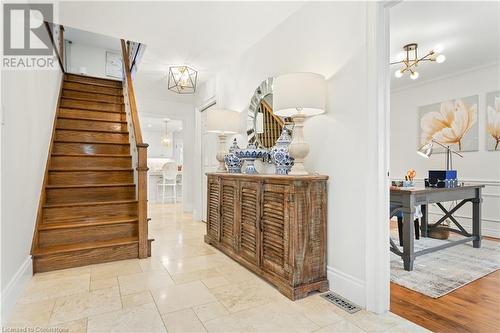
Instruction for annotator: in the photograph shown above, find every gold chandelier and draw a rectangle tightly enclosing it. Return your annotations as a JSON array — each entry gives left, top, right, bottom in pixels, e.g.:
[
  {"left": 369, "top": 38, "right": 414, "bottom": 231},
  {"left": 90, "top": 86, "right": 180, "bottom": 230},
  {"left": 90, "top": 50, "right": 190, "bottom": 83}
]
[
  {"left": 168, "top": 65, "right": 197, "bottom": 94},
  {"left": 391, "top": 43, "right": 446, "bottom": 80}
]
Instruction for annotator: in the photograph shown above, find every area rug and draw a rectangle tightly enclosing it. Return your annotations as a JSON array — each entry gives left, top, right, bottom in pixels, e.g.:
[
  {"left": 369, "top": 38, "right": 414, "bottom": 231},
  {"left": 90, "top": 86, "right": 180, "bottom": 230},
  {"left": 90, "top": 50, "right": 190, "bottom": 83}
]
[{"left": 390, "top": 232, "right": 500, "bottom": 298}]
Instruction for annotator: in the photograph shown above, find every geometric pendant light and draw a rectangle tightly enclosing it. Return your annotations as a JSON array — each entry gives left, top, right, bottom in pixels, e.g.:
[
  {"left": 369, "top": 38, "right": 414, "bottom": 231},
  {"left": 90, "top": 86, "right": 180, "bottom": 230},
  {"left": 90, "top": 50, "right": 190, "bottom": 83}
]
[{"left": 167, "top": 65, "right": 197, "bottom": 94}]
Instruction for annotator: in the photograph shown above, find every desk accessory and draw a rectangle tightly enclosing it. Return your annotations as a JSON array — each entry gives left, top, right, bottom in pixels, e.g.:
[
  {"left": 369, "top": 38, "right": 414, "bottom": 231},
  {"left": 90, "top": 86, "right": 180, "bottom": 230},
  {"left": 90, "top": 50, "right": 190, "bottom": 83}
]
[{"left": 417, "top": 139, "right": 463, "bottom": 187}]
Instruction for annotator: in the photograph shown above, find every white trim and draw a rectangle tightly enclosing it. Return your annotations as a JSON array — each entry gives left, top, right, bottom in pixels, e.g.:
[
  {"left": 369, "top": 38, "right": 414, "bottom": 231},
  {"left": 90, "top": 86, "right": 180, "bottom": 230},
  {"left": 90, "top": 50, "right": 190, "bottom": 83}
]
[
  {"left": 327, "top": 266, "right": 366, "bottom": 308},
  {"left": 364, "top": 0, "right": 395, "bottom": 314},
  {"left": 1, "top": 256, "right": 32, "bottom": 325},
  {"left": 391, "top": 61, "right": 500, "bottom": 93}
]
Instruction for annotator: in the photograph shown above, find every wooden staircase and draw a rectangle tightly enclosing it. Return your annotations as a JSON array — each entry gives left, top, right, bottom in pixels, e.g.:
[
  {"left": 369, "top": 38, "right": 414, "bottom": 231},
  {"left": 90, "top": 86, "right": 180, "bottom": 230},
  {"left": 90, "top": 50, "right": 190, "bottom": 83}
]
[{"left": 31, "top": 72, "right": 150, "bottom": 273}]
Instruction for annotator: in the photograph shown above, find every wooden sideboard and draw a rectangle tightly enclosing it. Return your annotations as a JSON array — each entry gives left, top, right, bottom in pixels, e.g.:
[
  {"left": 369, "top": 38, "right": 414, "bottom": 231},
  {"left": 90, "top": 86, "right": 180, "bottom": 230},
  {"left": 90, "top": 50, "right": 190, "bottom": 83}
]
[{"left": 205, "top": 172, "right": 328, "bottom": 300}]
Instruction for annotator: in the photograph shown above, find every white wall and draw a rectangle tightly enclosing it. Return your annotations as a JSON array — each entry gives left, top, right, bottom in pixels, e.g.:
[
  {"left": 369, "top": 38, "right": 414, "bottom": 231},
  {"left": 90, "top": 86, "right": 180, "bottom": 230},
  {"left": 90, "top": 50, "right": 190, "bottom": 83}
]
[
  {"left": 391, "top": 64, "right": 500, "bottom": 237},
  {"left": 1, "top": 68, "right": 62, "bottom": 322},
  {"left": 195, "top": 2, "right": 384, "bottom": 308},
  {"left": 66, "top": 42, "right": 120, "bottom": 80}
]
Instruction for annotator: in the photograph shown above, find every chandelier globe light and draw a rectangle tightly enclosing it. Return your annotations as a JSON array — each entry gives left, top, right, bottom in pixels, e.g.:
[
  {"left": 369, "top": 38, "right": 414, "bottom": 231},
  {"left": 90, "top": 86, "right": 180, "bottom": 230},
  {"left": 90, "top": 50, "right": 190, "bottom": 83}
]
[
  {"left": 391, "top": 43, "right": 446, "bottom": 80},
  {"left": 168, "top": 65, "right": 198, "bottom": 94}
]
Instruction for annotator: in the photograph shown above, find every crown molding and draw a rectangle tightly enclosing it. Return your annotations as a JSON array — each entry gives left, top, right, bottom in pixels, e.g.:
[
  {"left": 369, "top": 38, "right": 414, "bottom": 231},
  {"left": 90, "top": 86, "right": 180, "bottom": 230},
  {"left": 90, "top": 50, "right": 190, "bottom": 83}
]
[{"left": 391, "top": 61, "right": 500, "bottom": 94}]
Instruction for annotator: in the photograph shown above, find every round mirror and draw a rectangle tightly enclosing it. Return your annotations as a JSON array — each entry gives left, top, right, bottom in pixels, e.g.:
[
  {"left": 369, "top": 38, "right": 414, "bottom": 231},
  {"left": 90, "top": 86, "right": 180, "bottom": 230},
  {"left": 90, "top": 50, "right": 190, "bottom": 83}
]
[{"left": 247, "top": 78, "right": 288, "bottom": 148}]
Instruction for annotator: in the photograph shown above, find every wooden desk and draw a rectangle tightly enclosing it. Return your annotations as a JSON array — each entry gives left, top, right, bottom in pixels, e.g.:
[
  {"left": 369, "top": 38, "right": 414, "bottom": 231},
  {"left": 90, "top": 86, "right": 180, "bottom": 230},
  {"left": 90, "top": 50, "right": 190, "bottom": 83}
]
[{"left": 390, "top": 184, "right": 484, "bottom": 271}]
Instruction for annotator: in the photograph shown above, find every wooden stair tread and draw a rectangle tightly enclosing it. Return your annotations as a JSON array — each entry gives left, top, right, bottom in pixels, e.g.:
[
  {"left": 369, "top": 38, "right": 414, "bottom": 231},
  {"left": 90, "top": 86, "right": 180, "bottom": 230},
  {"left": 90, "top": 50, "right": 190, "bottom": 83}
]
[
  {"left": 51, "top": 153, "right": 131, "bottom": 158},
  {"left": 58, "top": 107, "right": 125, "bottom": 115},
  {"left": 64, "top": 75, "right": 122, "bottom": 88},
  {"left": 56, "top": 127, "right": 129, "bottom": 134},
  {"left": 54, "top": 140, "right": 130, "bottom": 145},
  {"left": 49, "top": 167, "right": 133, "bottom": 171},
  {"left": 63, "top": 87, "right": 123, "bottom": 97},
  {"left": 58, "top": 115, "right": 127, "bottom": 123},
  {"left": 49, "top": 167, "right": 134, "bottom": 172},
  {"left": 62, "top": 96, "right": 123, "bottom": 104},
  {"left": 39, "top": 217, "right": 138, "bottom": 230},
  {"left": 33, "top": 237, "right": 138, "bottom": 256},
  {"left": 46, "top": 183, "right": 135, "bottom": 189},
  {"left": 44, "top": 199, "right": 137, "bottom": 209},
  {"left": 58, "top": 108, "right": 125, "bottom": 115},
  {"left": 63, "top": 82, "right": 123, "bottom": 97},
  {"left": 61, "top": 95, "right": 124, "bottom": 105},
  {"left": 50, "top": 167, "right": 133, "bottom": 172}
]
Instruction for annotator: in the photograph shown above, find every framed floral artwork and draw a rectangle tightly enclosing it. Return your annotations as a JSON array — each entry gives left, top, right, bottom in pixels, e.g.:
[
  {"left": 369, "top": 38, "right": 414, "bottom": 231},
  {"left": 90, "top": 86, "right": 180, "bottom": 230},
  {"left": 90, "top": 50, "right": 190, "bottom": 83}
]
[
  {"left": 418, "top": 95, "right": 478, "bottom": 153},
  {"left": 486, "top": 90, "right": 500, "bottom": 151}
]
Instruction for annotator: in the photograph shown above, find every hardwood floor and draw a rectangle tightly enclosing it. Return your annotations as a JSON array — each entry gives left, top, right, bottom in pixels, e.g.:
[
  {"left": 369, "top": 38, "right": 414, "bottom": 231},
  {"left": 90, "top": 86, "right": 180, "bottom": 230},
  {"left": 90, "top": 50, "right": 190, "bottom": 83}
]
[{"left": 390, "top": 226, "right": 500, "bottom": 333}]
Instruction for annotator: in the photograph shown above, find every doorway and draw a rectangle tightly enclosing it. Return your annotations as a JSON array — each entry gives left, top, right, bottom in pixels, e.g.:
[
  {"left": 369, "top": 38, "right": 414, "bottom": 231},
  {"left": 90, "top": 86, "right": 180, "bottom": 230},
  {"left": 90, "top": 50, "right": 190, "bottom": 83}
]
[
  {"left": 140, "top": 114, "right": 184, "bottom": 207},
  {"left": 197, "top": 100, "right": 218, "bottom": 222}
]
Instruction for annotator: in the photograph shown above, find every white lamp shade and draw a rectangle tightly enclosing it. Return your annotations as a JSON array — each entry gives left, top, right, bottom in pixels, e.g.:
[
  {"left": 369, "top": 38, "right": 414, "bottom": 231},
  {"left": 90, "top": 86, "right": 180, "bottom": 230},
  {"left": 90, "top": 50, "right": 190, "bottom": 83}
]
[
  {"left": 273, "top": 72, "right": 326, "bottom": 117},
  {"left": 206, "top": 108, "right": 240, "bottom": 134}
]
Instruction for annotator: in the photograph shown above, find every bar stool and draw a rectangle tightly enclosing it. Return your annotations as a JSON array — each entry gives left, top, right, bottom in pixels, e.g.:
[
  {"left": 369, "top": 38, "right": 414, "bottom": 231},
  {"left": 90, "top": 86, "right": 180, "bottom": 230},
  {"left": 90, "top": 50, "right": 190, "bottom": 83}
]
[{"left": 157, "top": 162, "right": 177, "bottom": 203}]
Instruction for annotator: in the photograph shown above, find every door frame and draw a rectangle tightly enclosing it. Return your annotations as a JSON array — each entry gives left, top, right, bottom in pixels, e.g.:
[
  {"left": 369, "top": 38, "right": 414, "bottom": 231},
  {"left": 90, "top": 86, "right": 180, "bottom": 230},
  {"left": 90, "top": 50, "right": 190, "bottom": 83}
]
[
  {"left": 364, "top": 0, "right": 399, "bottom": 313},
  {"left": 194, "top": 97, "right": 217, "bottom": 222}
]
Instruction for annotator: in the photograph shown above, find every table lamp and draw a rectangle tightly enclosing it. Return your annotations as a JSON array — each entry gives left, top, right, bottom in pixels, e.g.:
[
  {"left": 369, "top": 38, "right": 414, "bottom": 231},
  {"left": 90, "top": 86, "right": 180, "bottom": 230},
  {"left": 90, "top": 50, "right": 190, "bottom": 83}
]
[
  {"left": 274, "top": 73, "right": 326, "bottom": 175},
  {"left": 206, "top": 108, "right": 240, "bottom": 172}
]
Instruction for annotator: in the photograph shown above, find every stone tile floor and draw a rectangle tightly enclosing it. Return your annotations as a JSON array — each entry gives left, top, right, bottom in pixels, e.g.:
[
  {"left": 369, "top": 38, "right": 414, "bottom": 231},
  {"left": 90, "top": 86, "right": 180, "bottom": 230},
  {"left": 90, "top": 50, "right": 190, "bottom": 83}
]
[{"left": 7, "top": 203, "right": 430, "bottom": 332}]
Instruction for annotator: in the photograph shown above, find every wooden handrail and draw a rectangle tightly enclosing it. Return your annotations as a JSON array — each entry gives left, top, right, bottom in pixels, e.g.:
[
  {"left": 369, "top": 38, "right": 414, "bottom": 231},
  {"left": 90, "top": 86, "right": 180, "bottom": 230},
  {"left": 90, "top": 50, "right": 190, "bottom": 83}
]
[
  {"left": 121, "top": 39, "right": 144, "bottom": 145},
  {"left": 120, "top": 39, "right": 149, "bottom": 258},
  {"left": 44, "top": 22, "right": 65, "bottom": 72}
]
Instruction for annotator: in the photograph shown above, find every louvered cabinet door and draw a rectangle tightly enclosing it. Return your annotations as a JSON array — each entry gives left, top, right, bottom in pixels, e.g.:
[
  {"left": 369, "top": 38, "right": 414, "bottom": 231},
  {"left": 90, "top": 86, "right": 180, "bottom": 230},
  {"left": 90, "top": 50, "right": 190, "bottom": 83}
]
[
  {"left": 207, "top": 177, "right": 221, "bottom": 242},
  {"left": 220, "top": 179, "right": 237, "bottom": 250},
  {"left": 238, "top": 181, "right": 260, "bottom": 265},
  {"left": 260, "top": 184, "right": 290, "bottom": 280}
]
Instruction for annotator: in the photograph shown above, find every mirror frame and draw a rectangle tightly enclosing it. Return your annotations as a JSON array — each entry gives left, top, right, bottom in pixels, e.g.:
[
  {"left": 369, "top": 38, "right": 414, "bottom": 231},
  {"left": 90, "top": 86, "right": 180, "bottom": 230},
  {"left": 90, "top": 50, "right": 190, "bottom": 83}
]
[{"left": 246, "top": 77, "right": 274, "bottom": 148}]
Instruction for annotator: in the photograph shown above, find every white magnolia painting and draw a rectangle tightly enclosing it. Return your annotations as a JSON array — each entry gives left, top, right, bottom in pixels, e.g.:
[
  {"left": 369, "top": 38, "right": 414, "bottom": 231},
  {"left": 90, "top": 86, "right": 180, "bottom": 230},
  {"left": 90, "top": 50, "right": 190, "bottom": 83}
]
[
  {"left": 419, "top": 95, "right": 478, "bottom": 152},
  {"left": 486, "top": 90, "right": 500, "bottom": 151}
]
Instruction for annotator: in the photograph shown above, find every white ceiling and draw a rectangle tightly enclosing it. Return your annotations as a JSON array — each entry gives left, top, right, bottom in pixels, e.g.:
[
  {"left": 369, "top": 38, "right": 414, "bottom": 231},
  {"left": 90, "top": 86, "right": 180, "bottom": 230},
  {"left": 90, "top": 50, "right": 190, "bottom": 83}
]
[
  {"left": 390, "top": 1, "right": 500, "bottom": 90},
  {"left": 64, "top": 27, "right": 121, "bottom": 51},
  {"left": 58, "top": 1, "right": 305, "bottom": 84}
]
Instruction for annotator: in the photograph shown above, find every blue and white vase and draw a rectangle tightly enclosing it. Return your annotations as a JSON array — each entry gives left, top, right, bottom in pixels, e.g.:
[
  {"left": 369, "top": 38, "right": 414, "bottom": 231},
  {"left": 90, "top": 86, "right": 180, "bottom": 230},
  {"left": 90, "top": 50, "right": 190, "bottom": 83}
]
[
  {"left": 234, "top": 143, "right": 268, "bottom": 174},
  {"left": 224, "top": 139, "right": 243, "bottom": 173},
  {"left": 271, "top": 128, "right": 294, "bottom": 175}
]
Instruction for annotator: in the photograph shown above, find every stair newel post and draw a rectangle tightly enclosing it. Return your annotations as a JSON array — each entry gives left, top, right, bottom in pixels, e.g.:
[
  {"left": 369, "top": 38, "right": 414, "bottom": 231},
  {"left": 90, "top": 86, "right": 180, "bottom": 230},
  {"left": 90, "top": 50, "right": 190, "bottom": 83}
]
[{"left": 137, "top": 144, "right": 149, "bottom": 258}]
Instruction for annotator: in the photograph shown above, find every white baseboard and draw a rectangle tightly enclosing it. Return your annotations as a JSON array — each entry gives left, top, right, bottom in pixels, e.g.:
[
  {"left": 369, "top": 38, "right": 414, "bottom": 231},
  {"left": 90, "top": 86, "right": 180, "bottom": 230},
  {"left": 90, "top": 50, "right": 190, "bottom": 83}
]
[
  {"left": 1, "top": 256, "right": 32, "bottom": 325},
  {"left": 327, "top": 266, "right": 365, "bottom": 308}
]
